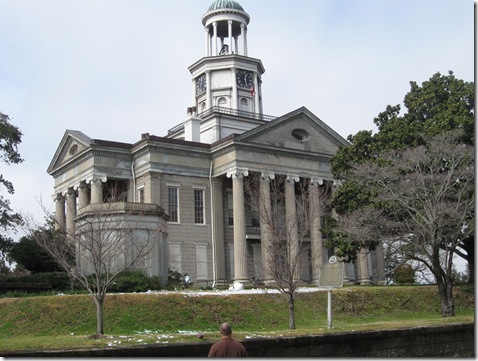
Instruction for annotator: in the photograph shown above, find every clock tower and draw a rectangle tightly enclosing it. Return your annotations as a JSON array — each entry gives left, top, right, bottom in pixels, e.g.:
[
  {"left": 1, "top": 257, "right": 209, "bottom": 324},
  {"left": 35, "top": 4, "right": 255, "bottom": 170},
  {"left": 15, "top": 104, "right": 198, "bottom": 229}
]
[{"left": 168, "top": 0, "right": 273, "bottom": 144}]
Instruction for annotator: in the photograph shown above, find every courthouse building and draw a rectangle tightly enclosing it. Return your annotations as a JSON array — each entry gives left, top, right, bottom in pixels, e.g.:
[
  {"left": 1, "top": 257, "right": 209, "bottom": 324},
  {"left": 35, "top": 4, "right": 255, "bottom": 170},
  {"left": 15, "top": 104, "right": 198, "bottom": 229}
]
[{"left": 48, "top": 0, "right": 385, "bottom": 287}]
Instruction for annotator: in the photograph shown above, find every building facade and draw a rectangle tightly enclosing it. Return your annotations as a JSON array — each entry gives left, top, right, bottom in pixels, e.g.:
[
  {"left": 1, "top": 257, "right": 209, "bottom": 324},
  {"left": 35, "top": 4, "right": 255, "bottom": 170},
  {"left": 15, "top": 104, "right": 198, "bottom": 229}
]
[{"left": 48, "top": 0, "right": 385, "bottom": 287}]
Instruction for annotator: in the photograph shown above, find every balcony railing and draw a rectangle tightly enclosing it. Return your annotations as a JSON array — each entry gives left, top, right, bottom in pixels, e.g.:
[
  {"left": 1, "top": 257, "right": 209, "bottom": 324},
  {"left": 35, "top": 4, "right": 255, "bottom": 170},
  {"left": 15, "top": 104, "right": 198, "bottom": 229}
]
[
  {"left": 76, "top": 202, "right": 167, "bottom": 218},
  {"left": 199, "top": 106, "right": 277, "bottom": 122},
  {"left": 168, "top": 107, "right": 277, "bottom": 135}
]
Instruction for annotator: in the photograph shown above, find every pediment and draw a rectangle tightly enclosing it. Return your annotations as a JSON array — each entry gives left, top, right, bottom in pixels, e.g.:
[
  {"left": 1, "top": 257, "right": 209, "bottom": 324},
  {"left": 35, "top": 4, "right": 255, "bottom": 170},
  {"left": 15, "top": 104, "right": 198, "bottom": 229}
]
[
  {"left": 47, "top": 130, "right": 92, "bottom": 174},
  {"left": 236, "top": 107, "right": 348, "bottom": 156}
]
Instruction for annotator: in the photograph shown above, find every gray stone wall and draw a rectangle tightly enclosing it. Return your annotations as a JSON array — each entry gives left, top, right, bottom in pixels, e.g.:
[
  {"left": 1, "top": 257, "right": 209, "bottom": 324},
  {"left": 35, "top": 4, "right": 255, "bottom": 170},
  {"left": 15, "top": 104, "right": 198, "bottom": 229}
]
[
  {"left": 160, "top": 173, "right": 213, "bottom": 282},
  {"left": 3, "top": 323, "right": 473, "bottom": 357}
]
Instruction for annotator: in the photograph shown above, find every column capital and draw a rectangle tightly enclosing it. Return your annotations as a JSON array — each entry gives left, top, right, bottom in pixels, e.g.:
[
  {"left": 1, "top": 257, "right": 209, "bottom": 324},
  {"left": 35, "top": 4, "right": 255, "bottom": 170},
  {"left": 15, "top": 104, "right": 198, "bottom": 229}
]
[
  {"left": 286, "top": 174, "right": 300, "bottom": 183},
  {"left": 73, "top": 180, "right": 88, "bottom": 191},
  {"left": 310, "top": 177, "right": 324, "bottom": 186},
  {"left": 86, "top": 175, "right": 107, "bottom": 184},
  {"left": 261, "top": 171, "right": 275, "bottom": 180},
  {"left": 227, "top": 167, "right": 248, "bottom": 179}
]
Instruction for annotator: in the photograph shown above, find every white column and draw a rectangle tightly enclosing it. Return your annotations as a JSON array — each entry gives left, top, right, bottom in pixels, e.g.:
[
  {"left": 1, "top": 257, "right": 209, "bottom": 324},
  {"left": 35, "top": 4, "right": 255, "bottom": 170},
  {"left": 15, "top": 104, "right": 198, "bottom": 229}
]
[
  {"left": 228, "top": 20, "right": 232, "bottom": 53},
  {"left": 358, "top": 249, "right": 371, "bottom": 285},
  {"left": 375, "top": 242, "right": 386, "bottom": 284},
  {"left": 212, "top": 21, "right": 218, "bottom": 56},
  {"left": 66, "top": 187, "right": 76, "bottom": 236},
  {"left": 309, "top": 178, "right": 324, "bottom": 282},
  {"left": 234, "top": 36, "right": 238, "bottom": 54},
  {"left": 285, "top": 175, "right": 300, "bottom": 279},
  {"left": 204, "top": 27, "right": 210, "bottom": 57},
  {"left": 55, "top": 193, "right": 65, "bottom": 231},
  {"left": 231, "top": 67, "right": 238, "bottom": 110},
  {"left": 192, "top": 78, "right": 196, "bottom": 105},
  {"left": 227, "top": 168, "right": 249, "bottom": 282},
  {"left": 90, "top": 177, "right": 105, "bottom": 204},
  {"left": 77, "top": 181, "right": 89, "bottom": 209},
  {"left": 240, "top": 23, "right": 246, "bottom": 56},
  {"left": 243, "top": 25, "right": 248, "bottom": 56},
  {"left": 212, "top": 178, "right": 226, "bottom": 281},
  {"left": 253, "top": 73, "right": 259, "bottom": 114},
  {"left": 259, "top": 172, "right": 274, "bottom": 282},
  {"left": 206, "top": 70, "right": 212, "bottom": 109}
]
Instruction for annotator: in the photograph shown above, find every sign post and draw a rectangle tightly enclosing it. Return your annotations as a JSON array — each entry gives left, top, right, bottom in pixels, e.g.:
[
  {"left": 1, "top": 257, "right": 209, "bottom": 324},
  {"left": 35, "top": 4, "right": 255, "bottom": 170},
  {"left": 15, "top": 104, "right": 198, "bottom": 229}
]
[
  {"left": 327, "top": 287, "right": 333, "bottom": 329},
  {"left": 318, "top": 256, "right": 344, "bottom": 329}
]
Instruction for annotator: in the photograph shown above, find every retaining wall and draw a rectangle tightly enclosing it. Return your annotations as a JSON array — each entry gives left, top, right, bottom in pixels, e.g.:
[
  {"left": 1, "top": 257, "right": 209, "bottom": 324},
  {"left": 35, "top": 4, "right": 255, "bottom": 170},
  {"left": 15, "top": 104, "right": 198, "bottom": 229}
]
[{"left": 2, "top": 323, "right": 473, "bottom": 357}]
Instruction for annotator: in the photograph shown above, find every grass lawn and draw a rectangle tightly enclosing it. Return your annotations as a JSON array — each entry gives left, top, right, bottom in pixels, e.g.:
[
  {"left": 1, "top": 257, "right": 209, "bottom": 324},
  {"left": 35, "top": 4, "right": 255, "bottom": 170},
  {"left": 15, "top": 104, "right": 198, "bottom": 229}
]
[{"left": 0, "top": 285, "right": 474, "bottom": 352}]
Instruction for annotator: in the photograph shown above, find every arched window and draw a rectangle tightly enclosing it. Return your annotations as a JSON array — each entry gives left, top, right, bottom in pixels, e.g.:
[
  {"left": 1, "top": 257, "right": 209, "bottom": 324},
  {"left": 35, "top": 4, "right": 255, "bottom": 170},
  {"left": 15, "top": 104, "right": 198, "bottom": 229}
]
[
  {"left": 239, "top": 97, "right": 251, "bottom": 112},
  {"left": 291, "top": 128, "right": 310, "bottom": 142},
  {"left": 217, "top": 97, "right": 227, "bottom": 107}
]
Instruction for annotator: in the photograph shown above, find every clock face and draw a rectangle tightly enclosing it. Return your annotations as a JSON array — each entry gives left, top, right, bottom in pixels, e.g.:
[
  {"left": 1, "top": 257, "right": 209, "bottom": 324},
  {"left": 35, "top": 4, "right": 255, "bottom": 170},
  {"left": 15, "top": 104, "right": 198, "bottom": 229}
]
[
  {"left": 196, "top": 74, "right": 206, "bottom": 94},
  {"left": 236, "top": 70, "right": 253, "bottom": 88}
]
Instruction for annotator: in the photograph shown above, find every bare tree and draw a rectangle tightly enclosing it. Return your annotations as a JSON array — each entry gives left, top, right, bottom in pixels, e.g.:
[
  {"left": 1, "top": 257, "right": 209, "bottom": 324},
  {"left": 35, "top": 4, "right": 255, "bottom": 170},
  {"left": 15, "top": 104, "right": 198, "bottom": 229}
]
[
  {"left": 336, "top": 131, "right": 474, "bottom": 317},
  {"left": 23, "top": 186, "right": 167, "bottom": 336},
  {"left": 245, "top": 173, "right": 328, "bottom": 329}
]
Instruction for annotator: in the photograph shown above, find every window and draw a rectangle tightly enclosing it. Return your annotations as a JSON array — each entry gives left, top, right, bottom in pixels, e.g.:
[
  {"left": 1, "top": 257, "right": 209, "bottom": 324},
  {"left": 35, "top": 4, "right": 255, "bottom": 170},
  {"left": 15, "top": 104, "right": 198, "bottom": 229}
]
[
  {"left": 291, "top": 128, "right": 310, "bottom": 142},
  {"left": 137, "top": 187, "right": 144, "bottom": 203},
  {"left": 196, "top": 245, "right": 207, "bottom": 279},
  {"left": 69, "top": 144, "right": 78, "bottom": 156},
  {"left": 251, "top": 210, "right": 260, "bottom": 227},
  {"left": 168, "top": 187, "right": 179, "bottom": 223},
  {"left": 194, "top": 189, "right": 205, "bottom": 224},
  {"left": 169, "top": 244, "right": 182, "bottom": 273},
  {"left": 227, "top": 191, "right": 233, "bottom": 226}
]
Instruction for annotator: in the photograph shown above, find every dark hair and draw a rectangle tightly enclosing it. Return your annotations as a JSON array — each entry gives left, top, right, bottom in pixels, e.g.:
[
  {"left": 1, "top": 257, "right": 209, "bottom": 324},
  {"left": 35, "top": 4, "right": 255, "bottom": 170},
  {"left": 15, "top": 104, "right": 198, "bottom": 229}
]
[{"left": 220, "top": 322, "right": 232, "bottom": 336}]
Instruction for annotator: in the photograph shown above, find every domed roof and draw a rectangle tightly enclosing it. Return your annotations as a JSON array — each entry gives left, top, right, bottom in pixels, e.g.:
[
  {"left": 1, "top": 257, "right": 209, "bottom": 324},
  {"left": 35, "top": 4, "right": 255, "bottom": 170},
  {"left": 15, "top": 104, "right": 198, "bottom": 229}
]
[{"left": 207, "top": 0, "right": 245, "bottom": 12}]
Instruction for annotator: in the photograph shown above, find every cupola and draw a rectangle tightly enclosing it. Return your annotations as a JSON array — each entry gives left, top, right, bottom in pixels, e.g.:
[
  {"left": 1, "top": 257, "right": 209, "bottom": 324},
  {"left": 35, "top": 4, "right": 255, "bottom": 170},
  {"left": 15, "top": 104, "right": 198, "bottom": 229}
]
[{"left": 202, "top": 0, "right": 250, "bottom": 56}]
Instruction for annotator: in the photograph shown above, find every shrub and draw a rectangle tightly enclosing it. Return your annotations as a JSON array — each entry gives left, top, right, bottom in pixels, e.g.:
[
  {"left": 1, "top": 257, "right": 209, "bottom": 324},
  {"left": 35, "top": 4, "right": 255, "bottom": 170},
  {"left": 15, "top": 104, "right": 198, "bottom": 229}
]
[
  {"left": 393, "top": 264, "right": 416, "bottom": 284},
  {"left": 2, "top": 272, "right": 76, "bottom": 290},
  {"left": 108, "top": 271, "right": 151, "bottom": 292}
]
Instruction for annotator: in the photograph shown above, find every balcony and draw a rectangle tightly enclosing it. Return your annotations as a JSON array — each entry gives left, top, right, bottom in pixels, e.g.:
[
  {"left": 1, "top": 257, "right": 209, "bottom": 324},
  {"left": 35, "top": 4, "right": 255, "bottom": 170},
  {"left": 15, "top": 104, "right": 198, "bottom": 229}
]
[
  {"left": 199, "top": 106, "right": 277, "bottom": 122},
  {"left": 167, "top": 106, "right": 277, "bottom": 135},
  {"left": 76, "top": 202, "right": 168, "bottom": 219}
]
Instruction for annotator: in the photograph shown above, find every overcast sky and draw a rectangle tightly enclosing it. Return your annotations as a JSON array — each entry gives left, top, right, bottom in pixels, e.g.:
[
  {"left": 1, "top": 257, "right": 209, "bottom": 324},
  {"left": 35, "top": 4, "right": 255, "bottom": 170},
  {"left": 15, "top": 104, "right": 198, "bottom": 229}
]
[{"left": 0, "top": 0, "right": 474, "bottom": 243}]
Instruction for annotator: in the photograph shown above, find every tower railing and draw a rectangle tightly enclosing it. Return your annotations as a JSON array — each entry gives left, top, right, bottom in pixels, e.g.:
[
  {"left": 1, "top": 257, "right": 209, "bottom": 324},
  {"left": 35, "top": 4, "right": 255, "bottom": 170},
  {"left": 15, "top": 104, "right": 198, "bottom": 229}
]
[
  {"left": 167, "top": 107, "right": 277, "bottom": 135},
  {"left": 199, "top": 106, "right": 277, "bottom": 122}
]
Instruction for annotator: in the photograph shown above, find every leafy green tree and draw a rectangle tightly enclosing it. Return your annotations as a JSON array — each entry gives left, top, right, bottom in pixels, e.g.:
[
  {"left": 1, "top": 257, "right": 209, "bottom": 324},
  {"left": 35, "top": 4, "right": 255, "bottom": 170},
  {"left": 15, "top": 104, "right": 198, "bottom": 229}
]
[
  {"left": 0, "top": 112, "right": 23, "bottom": 273},
  {"left": 9, "top": 234, "right": 63, "bottom": 273},
  {"left": 329, "top": 71, "right": 475, "bottom": 281},
  {"left": 332, "top": 131, "right": 473, "bottom": 317}
]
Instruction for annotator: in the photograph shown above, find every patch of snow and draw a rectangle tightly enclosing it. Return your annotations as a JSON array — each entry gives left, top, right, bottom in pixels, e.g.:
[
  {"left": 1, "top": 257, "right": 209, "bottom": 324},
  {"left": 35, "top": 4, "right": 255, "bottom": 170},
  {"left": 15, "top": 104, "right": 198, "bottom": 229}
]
[{"left": 137, "top": 286, "right": 328, "bottom": 297}]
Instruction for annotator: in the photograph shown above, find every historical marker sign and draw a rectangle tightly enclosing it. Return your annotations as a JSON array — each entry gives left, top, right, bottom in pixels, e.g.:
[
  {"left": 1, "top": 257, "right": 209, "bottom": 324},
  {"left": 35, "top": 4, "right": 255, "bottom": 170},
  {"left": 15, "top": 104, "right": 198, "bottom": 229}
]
[{"left": 318, "top": 258, "right": 345, "bottom": 288}]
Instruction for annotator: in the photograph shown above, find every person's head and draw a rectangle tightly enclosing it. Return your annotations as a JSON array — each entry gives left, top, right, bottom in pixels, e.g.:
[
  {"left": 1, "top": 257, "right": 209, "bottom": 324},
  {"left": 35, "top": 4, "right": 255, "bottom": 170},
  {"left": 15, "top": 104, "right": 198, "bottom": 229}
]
[{"left": 219, "top": 322, "right": 232, "bottom": 337}]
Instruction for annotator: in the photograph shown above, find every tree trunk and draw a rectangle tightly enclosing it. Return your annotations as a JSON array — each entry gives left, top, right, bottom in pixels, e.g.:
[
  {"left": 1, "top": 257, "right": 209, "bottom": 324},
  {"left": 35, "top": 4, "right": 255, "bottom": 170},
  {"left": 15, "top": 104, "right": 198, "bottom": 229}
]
[
  {"left": 288, "top": 293, "right": 295, "bottom": 329},
  {"left": 436, "top": 277, "right": 455, "bottom": 317},
  {"left": 94, "top": 296, "right": 105, "bottom": 335}
]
